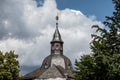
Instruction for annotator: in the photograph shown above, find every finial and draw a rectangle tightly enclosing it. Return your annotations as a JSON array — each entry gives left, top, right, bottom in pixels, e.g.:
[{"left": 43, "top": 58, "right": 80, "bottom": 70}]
[
  {"left": 56, "top": 12, "right": 61, "bottom": 28},
  {"left": 56, "top": 15, "right": 59, "bottom": 20},
  {"left": 51, "top": 12, "right": 63, "bottom": 43},
  {"left": 56, "top": 16, "right": 58, "bottom": 28}
]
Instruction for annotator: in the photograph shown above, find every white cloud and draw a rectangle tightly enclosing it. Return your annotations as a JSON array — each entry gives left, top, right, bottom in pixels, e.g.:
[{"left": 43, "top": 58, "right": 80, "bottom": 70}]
[{"left": 0, "top": 0, "right": 103, "bottom": 74}]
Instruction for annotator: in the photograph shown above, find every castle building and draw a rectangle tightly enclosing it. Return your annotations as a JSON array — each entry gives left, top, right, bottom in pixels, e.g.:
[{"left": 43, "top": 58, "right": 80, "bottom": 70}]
[{"left": 20, "top": 16, "right": 74, "bottom": 80}]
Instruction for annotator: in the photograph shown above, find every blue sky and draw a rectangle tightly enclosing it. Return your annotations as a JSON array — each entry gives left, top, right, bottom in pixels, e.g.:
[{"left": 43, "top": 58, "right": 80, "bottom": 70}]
[
  {"left": 36, "top": 0, "right": 114, "bottom": 21},
  {"left": 56, "top": 0, "right": 114, "bottom": 21}
]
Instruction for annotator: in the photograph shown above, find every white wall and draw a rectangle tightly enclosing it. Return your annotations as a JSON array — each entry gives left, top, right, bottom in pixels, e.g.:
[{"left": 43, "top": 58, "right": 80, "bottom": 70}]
[
  {"left": 46, "top": 78, "right": 66, "bottom": 80},
  {"left": 34, "top": 78, "right": 66, "bottom": 80}
]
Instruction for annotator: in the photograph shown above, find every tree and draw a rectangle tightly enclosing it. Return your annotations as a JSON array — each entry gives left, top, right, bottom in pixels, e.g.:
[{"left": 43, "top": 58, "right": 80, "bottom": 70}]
[
  {"left": 75, "top": 0, "right": 120, "bottom": 80},
  {"left": 75, "top": 55, "right": 96, "bottom": 80},
  {"left": 0, "top": 51, "right": 19, "bottom": 80}
]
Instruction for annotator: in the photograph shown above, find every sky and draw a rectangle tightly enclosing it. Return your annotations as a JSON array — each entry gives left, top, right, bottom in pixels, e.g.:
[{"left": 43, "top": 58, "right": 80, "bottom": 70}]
[
  {"left": 0, "top": 0, "right": 114, "bottom": 74},
  {"left": 36, "top": 0, "right": 114, "bottom": 21},
  {"left": 56, "top": 0, "right": 114, "bottom": 21}
]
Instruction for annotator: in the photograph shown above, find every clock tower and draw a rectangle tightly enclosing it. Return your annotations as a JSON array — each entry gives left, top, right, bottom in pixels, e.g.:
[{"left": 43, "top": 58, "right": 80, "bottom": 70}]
[
  {"left": 51, "top": 15, "right": 63, "bottom": 55},
  {"left": 20, "top": 15, "right": 74, "bottom": 80}
]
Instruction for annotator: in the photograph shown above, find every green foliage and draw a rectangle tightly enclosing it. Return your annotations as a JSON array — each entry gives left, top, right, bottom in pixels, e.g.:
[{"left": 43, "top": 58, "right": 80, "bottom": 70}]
[
  {"left": 75, "top": 55, "right": 96, "bottom": 80},
  {"left": 75, "top": 0, "right": 120, "bottom": 80},
  {"left": 0, "top": 51, "right": 19, "bottom": 80}
]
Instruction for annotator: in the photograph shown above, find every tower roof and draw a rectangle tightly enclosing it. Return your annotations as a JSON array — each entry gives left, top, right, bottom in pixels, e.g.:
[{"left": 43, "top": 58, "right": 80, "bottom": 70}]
[
  {"left": 51, "top": 27, "right": 63, "bottom": 43},
  {"left": 51, "top": 15, "right": 63, "bottom": 43}
]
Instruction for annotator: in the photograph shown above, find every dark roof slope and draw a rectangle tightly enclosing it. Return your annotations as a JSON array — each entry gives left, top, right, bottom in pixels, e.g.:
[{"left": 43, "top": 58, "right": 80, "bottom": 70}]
[
  {"left": 39, "top": 65, "right": 65, "bottom": 79},
  {"left": 41, "top": 54, "right": 73, "bottom": 70},
  {"left": 20, "top": 54, "right": 74, "bottom": 80},
  {"left": 20, "top": 65, "right": 74, "bottom": 80}
]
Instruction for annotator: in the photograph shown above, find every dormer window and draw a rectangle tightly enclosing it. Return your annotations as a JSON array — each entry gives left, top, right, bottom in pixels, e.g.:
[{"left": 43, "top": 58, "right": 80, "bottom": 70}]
[
  {"left": 44, "top": 63, "right": 48, "bottom": 69},
  {"left": 68, "top": 63, "right": 71, "bottom": 69}
]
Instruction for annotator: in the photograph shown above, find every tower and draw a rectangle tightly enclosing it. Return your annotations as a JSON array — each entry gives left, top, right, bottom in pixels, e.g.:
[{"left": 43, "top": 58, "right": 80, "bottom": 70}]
[
  {"left": 51, "top": 15, "right": 63, "bottom": 55},
  {"left": 20, "top": 15, "right": 74, "bottom": 80}
]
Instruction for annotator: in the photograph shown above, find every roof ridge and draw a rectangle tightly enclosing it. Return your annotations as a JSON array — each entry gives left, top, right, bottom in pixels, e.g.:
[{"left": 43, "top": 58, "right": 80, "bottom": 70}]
[
  {"left": 55, "top": 65, "right": 66, "bottom": 77},
  {"left": 39, "top": 65, "right": 65, "bottom": 79}
]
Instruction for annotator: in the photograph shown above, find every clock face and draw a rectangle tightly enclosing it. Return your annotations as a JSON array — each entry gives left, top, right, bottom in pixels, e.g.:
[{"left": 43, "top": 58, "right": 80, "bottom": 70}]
[
  {"left": 51, "top": 43, "right": 63, "bottom": 51},
  {"left": 55, "top": 43, "right": 59, "bottom": 50}
]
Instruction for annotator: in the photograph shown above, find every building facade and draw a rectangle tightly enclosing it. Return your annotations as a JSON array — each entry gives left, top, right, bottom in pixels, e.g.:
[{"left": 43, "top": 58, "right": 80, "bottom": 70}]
[{"left": 20, "top": 16, "right": 74, "bottom": 80}]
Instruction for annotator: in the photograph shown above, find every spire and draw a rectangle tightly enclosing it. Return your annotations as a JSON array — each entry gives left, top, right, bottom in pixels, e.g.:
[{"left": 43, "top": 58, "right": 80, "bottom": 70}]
[
  {"left": 56, "top": 15, "right": 58, "bottom": 28},
  {"left": 51, "top": 15, "right": 63, "bottom": 43}
]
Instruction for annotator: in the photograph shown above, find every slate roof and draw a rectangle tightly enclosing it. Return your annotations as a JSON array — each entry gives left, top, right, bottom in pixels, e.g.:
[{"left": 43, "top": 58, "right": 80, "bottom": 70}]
[
  {"left": 20, "top": 54, "right": 74, "bottom": 80},
  {"left": 20, "top": 66, "right": 74, "bottom": 79},
  {"left": 41, "top": 54, "right": 73, "bottom": 69},
  {"left": 51, "top": 26, "right": 63, "bottom": 43},
  {"left": 39, "top": 65, "right": 65, "bottom": 79}
]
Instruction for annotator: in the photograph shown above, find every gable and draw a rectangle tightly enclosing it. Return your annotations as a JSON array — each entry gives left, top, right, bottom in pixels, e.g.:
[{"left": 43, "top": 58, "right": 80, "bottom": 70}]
[{"left": 39, "top": 65, "right": 65, "bottom": 79}]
